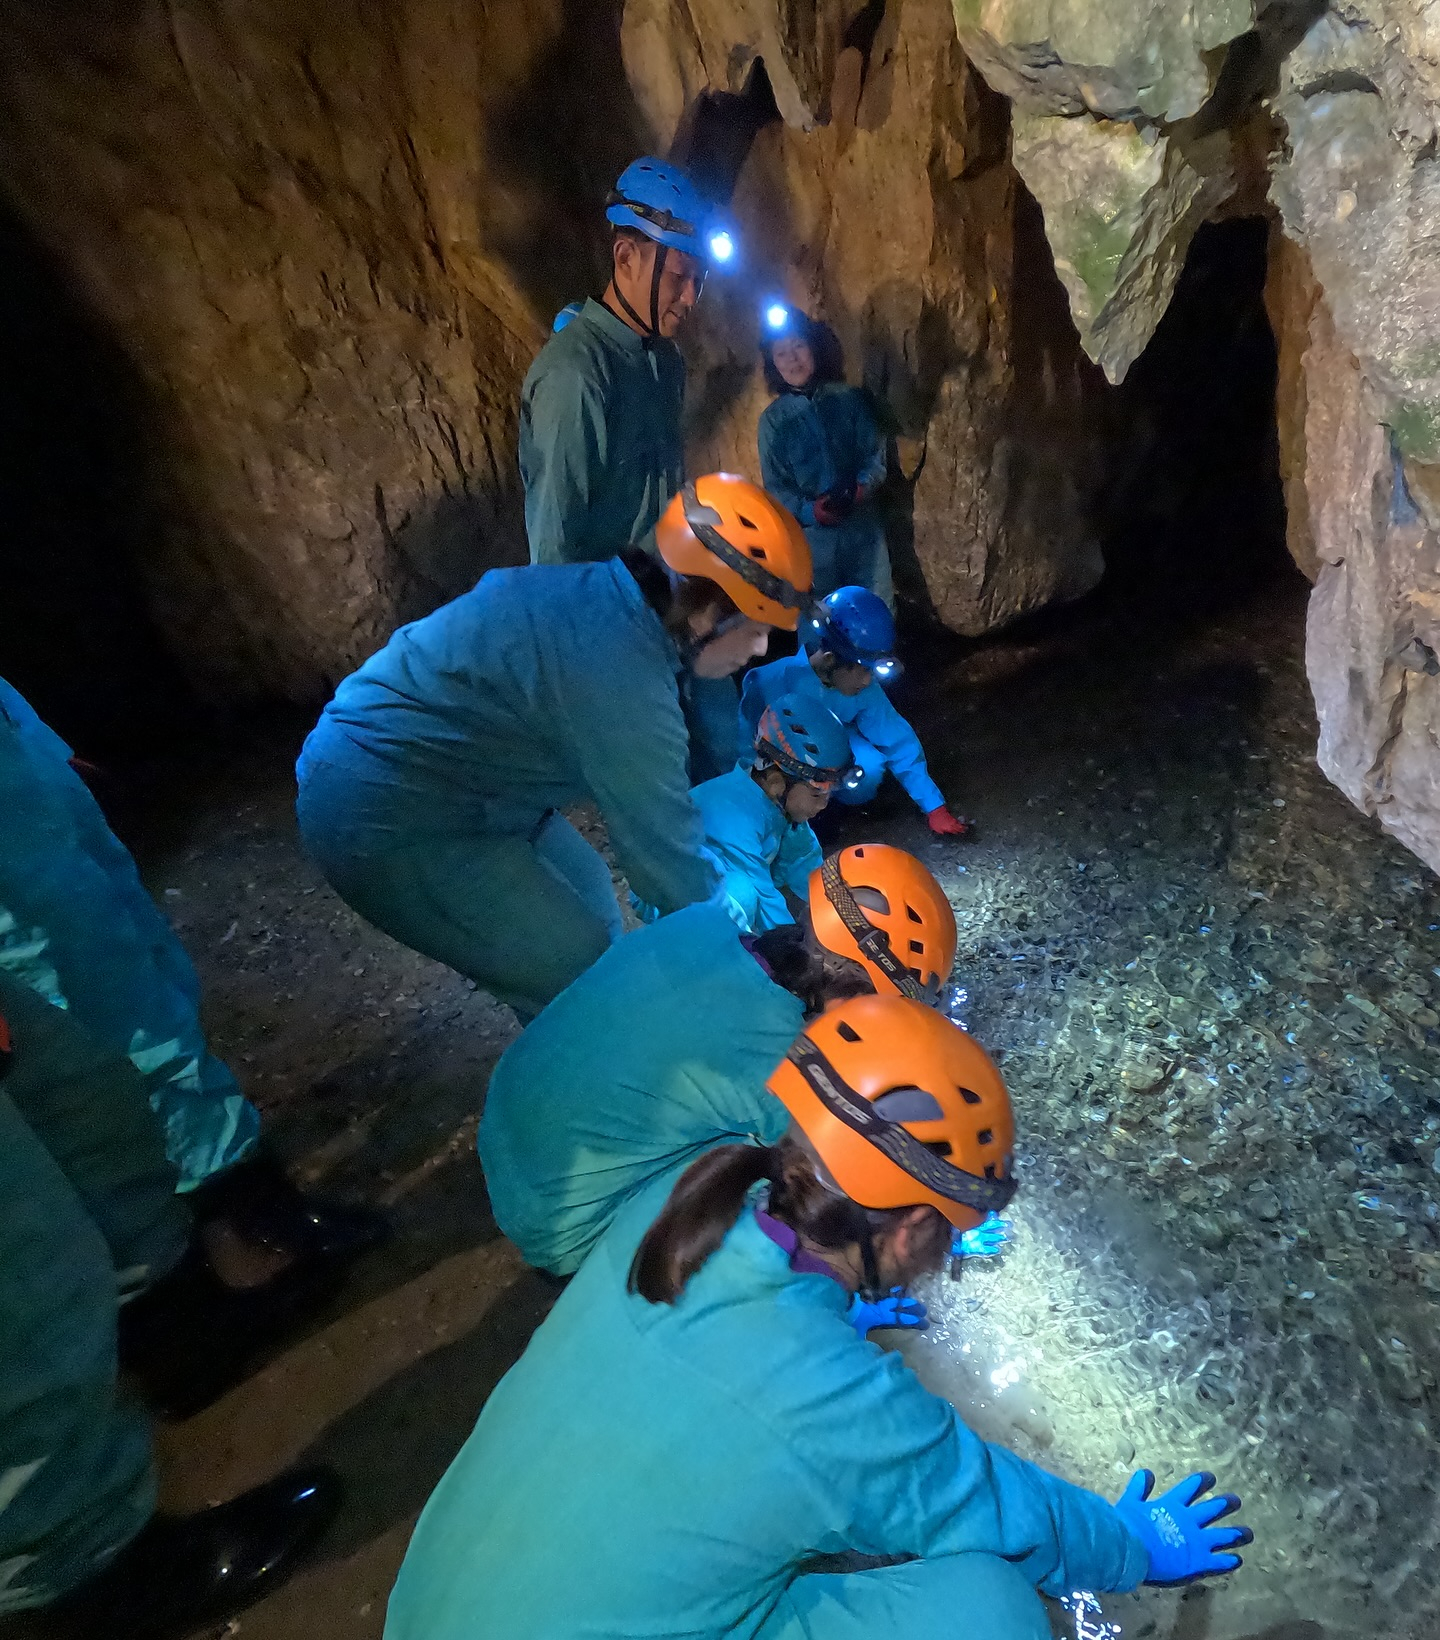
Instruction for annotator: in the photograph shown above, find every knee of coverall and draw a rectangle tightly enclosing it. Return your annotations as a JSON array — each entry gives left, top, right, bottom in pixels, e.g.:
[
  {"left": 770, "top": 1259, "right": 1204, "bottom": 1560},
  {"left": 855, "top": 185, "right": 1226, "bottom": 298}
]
[
  {"left": 763, "top": 1550, "right": 1050, "bottom": 1640},
  {"left": 832, "top": 731, "right": 886, "bottom": 807}
]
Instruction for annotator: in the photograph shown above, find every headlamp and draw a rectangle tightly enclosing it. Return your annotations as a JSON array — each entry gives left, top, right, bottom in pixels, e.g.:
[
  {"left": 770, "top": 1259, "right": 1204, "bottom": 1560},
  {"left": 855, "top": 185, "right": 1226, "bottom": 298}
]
[
  {"left": 708, "top": 230, "right": 735, "bottom": 263},
  {"left": 764, "top": 302, "right": 790, "bottom": 332}
]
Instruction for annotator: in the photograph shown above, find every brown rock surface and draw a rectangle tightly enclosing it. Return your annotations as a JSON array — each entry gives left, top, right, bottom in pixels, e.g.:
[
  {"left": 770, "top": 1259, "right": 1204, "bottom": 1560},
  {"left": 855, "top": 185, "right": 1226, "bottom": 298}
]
[{"left": 0, "top": 0, "right": 644, "bottom": 700}]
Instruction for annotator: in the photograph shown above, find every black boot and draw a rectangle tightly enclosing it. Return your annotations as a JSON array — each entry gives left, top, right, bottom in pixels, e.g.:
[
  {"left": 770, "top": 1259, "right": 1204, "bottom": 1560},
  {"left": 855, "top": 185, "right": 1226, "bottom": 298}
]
[
  {"left": 189, "top": 1145, "right": 390, "bottom": 1263},
  {"left": 55, "top": 1466, "right": 340, "bottom": 1639},
  {"left": 118, "top": 1238, "right": 345, "bottom": 1418}
]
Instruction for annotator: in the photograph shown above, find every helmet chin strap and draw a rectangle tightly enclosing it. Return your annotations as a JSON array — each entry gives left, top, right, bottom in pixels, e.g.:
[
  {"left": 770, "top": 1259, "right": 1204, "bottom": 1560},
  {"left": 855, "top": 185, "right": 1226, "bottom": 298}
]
[{"left": 607, "top": 241, "right": 668, "bottom": 341}]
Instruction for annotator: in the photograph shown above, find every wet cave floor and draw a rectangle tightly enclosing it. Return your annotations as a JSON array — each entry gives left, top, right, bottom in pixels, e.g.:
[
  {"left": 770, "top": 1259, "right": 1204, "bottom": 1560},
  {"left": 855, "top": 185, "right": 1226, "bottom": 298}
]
[{"left": 123, "top": 559, "right": 1440, "bottom": 1640}]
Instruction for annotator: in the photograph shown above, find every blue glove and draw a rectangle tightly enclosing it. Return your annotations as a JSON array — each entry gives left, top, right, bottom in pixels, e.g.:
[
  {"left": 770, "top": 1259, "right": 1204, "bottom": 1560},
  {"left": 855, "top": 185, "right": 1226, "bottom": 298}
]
[
  {"left": 846, "top": 1287, "right": 927, "bottom": 1336},
  {"left": 1114, "top": 1471, "right": 1251, "bottom": 1585},
  {"left": 951, "top": 1212, "right": 1011, "bottom": 1260}
]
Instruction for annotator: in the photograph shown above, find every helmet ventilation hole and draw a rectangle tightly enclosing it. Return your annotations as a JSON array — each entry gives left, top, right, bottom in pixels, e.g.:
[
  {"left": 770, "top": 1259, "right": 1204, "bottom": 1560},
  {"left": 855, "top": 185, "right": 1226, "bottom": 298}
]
[
  {"left": 959, "top": 1086, "right": 981, "bottom": 1105},
  {"left": 835, "top": 1021, "right": 862, "bottom": 1043},
  {"left": 906, "top": 904, "right": 923, "bottom": 923},
  {"left": 976, "top": 1129, "right": 993, "bottom": 1146},
  {"left": 737, "top": 513, "right": 758, "bottom": 530},
  {"left": 909, "top": 939, "right": 925, "bottom": 954}
]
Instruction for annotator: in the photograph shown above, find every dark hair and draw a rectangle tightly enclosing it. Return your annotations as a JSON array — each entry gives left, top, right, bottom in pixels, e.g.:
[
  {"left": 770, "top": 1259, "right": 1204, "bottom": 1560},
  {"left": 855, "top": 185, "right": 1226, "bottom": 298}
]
[
  {"left": 618, "top": 546, "right": 741, "bottom": 642},
  {"left": 628, "top": 1135, "right": 895, "bottom": 1305},
  {"left": 761, "top": 315, "right": 846, "bottom": 396}
]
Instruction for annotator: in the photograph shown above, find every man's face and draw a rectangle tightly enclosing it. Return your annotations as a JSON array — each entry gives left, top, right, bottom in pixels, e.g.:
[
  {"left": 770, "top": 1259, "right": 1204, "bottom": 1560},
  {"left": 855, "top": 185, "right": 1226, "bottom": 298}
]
[{"left": 614, "top": 237, "right": 706, "bottom": 338}]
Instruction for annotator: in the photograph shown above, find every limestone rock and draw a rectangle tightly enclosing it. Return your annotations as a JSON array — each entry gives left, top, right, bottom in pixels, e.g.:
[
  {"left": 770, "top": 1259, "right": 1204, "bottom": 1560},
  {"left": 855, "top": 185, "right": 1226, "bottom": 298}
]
[
  {"left": 1271, "top": 12, "right": 1440, "bottom": 464},
  {"left": 1009, "top": 116, "right": 1236, "bottom": 383},
  {"left": 950, "top": 0, "right": 1248, "bottom": 123},
  {"left": 1271, "top": 236, "right": 1440, "bottom": 872},
  {"left": 0, "top": 0, "right": 644, "bottom": 700},
  {"left": 634, "top": 0, "right": 1109, "bottom": 634},
  {"left": 621, "top": 0, "right": 850, "bottom": 136}
]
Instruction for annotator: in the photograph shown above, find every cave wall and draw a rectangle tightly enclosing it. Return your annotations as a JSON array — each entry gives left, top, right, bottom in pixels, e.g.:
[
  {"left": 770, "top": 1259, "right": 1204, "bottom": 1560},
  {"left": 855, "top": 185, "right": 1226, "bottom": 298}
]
[
  {"left": 0, "top": 0, "right": 645, "bottom": 704},
  {"left": 953, "top": 0, "right": 1440, "bottom": 872}
]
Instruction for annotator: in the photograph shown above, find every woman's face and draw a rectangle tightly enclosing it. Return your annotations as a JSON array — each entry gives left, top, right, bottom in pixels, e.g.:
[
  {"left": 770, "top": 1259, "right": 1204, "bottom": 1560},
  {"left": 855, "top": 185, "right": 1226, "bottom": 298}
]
[
  {"left": 772, "top": 335, "right": 815, "bottom": 390},
  {"left": 689, "top": 609, "right": 773, "bottom": 678}
]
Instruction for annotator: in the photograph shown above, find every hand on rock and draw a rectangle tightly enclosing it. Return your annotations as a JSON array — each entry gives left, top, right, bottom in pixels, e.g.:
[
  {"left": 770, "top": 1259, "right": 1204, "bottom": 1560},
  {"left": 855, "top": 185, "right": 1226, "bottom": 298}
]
[
  {"left": 926, "top": 806, "right": 974, "bottom": 838},
  {"left": 1114, "top": 1471, "right": 1252, "bottom": 1586},
  {"left": 846, "top": 1286, "right": 928, "bottom": 1337},
  {"left": 951, "top": 1211, "right": 1010, "bottom": 1260}
]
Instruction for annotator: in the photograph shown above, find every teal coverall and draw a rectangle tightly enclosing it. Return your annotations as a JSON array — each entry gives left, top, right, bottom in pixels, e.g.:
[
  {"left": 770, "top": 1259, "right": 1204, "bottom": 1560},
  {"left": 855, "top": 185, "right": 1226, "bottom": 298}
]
[
  {"left": 517, "top": 296, "right": 738, "bottom": 781},
  {"left": 478, "top": 902, "right": 799, "bottom": 1275},
  {"left": 519, "top": 298, "right": 684, "bottom": 568},
  {"left": 694, "top": 767, "right": 823, "bottom": 933},
  {"left": 740, "top": 654, "right": 946, "bottom": 813},
  {"left": 0, "top": 678, "right": 258, "bottom": 1188},
  {"left": 758, "top": 384, "right": 892, "bottom": 606},
  {"left": 384, "top": 1168, "right": 1148, "bottom": 1640},
  {"left": 0, "top": 970, "right": 188, "bottom": 1613},
  {"left": 296, "top": 561, "right": 719, "bottom": 1019}
]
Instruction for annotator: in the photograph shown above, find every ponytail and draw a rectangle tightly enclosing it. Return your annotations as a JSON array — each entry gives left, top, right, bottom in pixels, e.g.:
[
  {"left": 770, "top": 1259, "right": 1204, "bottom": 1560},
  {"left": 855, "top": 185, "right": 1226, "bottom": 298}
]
[
  {"left": 630, "top": 1136, "right": 931, "bottom": 1307},
  {"left": 628, "top": 1144, "right": 775, "bottom": 1304}
]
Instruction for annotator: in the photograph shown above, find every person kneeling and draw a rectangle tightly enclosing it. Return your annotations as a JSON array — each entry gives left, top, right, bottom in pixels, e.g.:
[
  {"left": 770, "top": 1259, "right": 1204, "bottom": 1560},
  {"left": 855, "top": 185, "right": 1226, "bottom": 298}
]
[
  {"left": 742, "top": 585, "right": 973, "bottom": 836},
  {"left": 389, "top": 996, "right": 1251, "bottom": 1640},
  {"left": 638, "top": 693, "right": 853, "bottom": 932}
]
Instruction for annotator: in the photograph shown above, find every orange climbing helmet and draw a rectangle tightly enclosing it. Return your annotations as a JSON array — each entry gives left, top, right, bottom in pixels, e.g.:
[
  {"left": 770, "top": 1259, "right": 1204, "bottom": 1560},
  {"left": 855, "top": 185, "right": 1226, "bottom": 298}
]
[
  {"left": 809, "top": 845, "right": 958, "bottom": 1003},
  {"left": 768, "top": 994, "right": 1016, "bottom": 1231},
  {"left": 656, "top": 474, "right": 813, "bottom": 629}
]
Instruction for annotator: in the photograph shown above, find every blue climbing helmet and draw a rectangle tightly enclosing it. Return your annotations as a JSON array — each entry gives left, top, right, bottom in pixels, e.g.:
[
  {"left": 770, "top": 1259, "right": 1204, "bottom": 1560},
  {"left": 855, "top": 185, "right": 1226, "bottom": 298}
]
[
  {"left": 552, "top": 301, "right": 584, "bottom": 333},
  {"left": 802, "top": 586, "right": 900, "bottom": 680},
  {"left": 754, "top": 693, "right": 858, "bottom": 792},
  {"left": 606, "top": 158, "right": 730, "bottom": 262}
]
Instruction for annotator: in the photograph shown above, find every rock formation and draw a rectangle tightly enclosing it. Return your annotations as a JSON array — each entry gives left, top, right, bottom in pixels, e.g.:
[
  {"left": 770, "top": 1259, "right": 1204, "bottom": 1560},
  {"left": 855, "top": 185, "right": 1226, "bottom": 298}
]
[{"left": 954, "top": 0, "right": 1440, "bottom": 871}]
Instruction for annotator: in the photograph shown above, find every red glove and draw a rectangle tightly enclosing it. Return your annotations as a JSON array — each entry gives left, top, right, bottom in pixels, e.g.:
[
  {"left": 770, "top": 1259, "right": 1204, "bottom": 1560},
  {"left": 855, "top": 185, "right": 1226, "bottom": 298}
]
[
  {"left": 926, "top": 805, "right": 974, "bottom": 838},
  {"left": 812, "top": 494, "right": 846, "bottom": 528}
]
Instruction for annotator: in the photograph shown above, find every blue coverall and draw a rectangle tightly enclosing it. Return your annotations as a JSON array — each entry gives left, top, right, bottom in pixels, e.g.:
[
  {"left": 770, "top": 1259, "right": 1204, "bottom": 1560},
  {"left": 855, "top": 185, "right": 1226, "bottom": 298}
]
[
  {"left": 385, "top": 1168, "right": 1148, "bottom": 1640},
  {"left": 478, "top": 902, "right": 798, "bottom": 1275},
  {"left": 694, "top": 767, "right": 823, "bottom": 932},
  {"left": 518, "top": 297, "right": 738, "bottom": 782},
  {"left": 296, "top": 560, "right": 719, "bottom": 1019},
  {"left": 0, "top": 678, "right": 258, "bottom": 1188},
  {"left": 740, "top": 654, "right": 945, "bottom": 812},
  {"left": 758, "top": 383, "right": 892, "bottom": 606},
  {"left": 519, "top": 298, "right": 684, "bottom": 568},
  {"left": 0, "top": 969, "right": 188, "bottom": 1612}
]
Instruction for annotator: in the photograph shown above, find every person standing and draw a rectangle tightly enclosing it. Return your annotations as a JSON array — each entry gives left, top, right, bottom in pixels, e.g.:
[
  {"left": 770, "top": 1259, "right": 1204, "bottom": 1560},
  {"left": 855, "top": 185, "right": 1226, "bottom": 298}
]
[
  {"left": 520, "top": 157, "right": 741, "bottom": 777},
  {"left": 758, "top": 305, "right": 893, "bottom": 606},
  {"left": 520, "top": 156, "right": 725, "bottom": 569}
]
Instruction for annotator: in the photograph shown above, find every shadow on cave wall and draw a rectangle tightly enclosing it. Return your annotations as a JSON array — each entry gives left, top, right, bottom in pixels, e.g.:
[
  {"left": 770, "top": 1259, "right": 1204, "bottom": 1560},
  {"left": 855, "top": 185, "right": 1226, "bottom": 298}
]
[
  {"left": 483, "top": 0, "right": 651, "bottom": 318},
  {"left": 0, "top": 198, "right": 199, "bottom": 758}
]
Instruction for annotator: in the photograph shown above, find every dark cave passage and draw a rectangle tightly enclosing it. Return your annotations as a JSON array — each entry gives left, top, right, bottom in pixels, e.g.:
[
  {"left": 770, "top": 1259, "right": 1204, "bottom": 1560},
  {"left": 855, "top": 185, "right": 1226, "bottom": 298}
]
[{"left": 1098, "top": 215, "right": 1295, "bottom": 618}]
